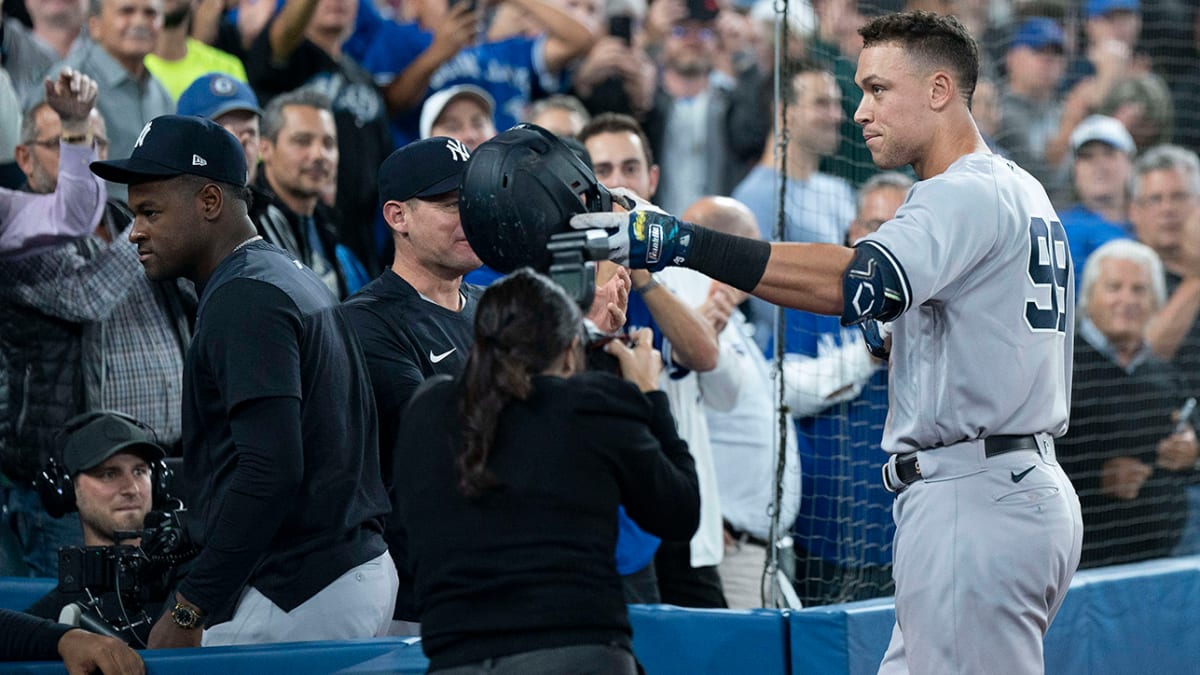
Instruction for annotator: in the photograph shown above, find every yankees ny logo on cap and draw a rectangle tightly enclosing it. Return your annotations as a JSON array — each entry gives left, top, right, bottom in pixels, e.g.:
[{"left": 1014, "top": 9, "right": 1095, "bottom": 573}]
[
  {"left": 377, "top": 136, "right": 474, "bottom": 203},
  {"left": 446, "top": 138, "right": 470, "bottom": 162},
  {"left": 134, "top": 121, "right": 153, "bottom": 148},
  {"left": 90, "top": 115, "right": 249, "bottom": 187}
]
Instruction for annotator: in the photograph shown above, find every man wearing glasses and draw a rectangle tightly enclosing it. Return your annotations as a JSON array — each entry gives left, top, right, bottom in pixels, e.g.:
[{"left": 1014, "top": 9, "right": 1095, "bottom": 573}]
[
  {"left": 2, "top": 68, "right": 107, "bottom": 253},
  {"left": 0, "top": 69, "right": 191, "bottom": 578}
]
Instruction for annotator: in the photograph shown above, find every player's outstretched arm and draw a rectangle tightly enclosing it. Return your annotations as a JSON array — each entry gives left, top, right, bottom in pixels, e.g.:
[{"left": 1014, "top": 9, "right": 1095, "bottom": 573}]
[
  {"left": 752, "top": 242, "right": 851, "bottom": 316},
  {"left": 570, "top": 208, "right": 851, "bottom": 318}
]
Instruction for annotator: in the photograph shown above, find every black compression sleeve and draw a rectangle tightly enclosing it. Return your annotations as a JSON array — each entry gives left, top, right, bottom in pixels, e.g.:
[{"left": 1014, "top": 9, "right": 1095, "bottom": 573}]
[
  {"left": 178, "top": 396, "right": 304, "bottom": 618},
  {"left": 680, "top": 225, "right": 772, "bottom": 293},
  {"left": 0, "top": 609, "right": 72, "bottom": 661}
]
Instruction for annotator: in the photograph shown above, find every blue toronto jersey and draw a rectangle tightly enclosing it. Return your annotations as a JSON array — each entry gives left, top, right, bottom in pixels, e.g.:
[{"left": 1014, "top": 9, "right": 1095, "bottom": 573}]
[{"left": 360, "top": 23, "right": 560, "bottom": 148}]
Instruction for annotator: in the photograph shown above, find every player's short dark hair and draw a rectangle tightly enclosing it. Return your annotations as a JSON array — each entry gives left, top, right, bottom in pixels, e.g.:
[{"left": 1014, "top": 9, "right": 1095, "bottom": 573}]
[
  {"left": 859, "top": 10, "right": 979, "bottom": 107},
  {"left": 261, "top": 88, "right": 335, "bottom": 144},
  {"left": 577, "top": 113, "right": 655, "bottom": 167}
]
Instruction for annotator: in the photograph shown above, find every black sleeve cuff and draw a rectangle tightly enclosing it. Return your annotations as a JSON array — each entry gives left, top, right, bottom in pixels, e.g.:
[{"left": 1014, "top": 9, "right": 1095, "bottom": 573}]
[{"left": 683, "top": 225, "right": 771, "bottom": 293}]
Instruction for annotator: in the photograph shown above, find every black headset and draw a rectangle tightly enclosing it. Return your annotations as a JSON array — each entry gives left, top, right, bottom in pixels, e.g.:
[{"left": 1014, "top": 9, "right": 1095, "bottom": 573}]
[{"left": 37, "top": 410, "right": 174, "bottom": 519}]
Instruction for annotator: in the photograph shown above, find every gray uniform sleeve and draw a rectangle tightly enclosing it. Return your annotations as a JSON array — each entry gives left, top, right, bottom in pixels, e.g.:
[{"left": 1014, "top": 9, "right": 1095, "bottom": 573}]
[{"left": 861, "top": 167, "right": 1001, "bottom": 311}]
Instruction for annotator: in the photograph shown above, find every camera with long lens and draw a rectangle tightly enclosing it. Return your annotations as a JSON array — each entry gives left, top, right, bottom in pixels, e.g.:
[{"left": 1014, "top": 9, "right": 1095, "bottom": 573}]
[{"left": 56, "top": 507, "right": 198, "bottom": 646}]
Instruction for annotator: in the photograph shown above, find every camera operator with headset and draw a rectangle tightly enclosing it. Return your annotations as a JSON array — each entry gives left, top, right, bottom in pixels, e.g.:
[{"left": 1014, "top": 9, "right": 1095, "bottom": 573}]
[{"left": 27, "top": 410, "right": 190, "bottom": 648}]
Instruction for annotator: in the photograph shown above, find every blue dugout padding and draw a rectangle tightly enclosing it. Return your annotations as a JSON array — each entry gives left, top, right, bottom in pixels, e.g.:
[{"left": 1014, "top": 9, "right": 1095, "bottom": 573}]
[
  {"left": 0, "top": 577, "right": 54, "bottom": 612},
  {"left": 2, "top": 556, "right": 1197, "bottom": 674},
  {"left": 0, "top": 638, "right": 421, "bottom": 674},
  {"left": 629, "top": 605, "right": 789, "bottom": 674},
  {"left": 788, "top": 555, "right": 1200, "bottom": 675},
  {"left": 338, "top": 606, "right": 792, "bottom": 675}
]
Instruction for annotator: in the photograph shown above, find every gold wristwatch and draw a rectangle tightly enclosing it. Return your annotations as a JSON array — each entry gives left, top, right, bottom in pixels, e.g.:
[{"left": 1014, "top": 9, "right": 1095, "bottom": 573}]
[{"left": 170, "top": 598, "right": 203, "bottom": 629}]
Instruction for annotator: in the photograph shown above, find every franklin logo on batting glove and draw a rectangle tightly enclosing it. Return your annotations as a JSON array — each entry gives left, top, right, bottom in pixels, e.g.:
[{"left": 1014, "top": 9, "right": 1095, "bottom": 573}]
[
  {"left": 571, "top": 205, "right": 693, "bottom": 272},
  {"left": 633, "top": 211, "right": 665, "bottom": 266}
]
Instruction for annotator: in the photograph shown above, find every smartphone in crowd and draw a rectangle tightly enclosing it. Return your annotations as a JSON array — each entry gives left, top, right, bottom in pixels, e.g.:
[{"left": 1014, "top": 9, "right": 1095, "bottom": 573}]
[{"left": 609, "top": 15, "right": 633, "bottom": 46}]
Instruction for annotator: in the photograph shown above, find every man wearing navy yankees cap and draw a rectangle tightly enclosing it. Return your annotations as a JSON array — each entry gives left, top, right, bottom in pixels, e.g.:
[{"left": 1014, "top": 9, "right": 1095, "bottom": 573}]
[
  {"left": 341, "top": 136, "right": 483, "bottom": 627},
  {"left": 344, "top": 134, "right": 628, "bottom": 630},
  {"left": 90, "top": 115, "right": 396, "bottom": 648}
]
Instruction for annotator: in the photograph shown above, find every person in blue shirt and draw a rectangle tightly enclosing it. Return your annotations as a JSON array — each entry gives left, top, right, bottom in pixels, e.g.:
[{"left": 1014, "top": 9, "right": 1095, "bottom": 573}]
[
  {"left": 1058, "top": 115, "right": 1136, "bottom": 285},
  {"left": 359, "top": 0, "right": 595, "bottom": 149}
]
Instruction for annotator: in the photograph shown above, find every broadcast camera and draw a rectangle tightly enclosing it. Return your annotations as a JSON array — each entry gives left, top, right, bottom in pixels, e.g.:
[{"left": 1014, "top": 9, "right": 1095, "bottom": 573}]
[{"left": 56, "top": 506, "right": 198, "bottom": 646}]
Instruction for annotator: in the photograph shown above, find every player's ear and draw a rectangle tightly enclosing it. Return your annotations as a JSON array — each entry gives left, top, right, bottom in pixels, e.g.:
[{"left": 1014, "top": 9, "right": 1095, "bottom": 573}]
[
  {"left": 383, "top": 200, "right": 410, "bottom": 237},
  {"left": 197, "top": 182, "right": 224, "bottom": 220},
  {"left": 929, "top": 71, "right": 956, "bottom": 111}
]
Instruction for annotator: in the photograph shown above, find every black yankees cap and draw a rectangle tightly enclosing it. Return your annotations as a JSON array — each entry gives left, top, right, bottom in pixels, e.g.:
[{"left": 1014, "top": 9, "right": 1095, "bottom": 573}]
[
  {"left": 90, "top": 114, "right": 248, "bottom": 186},
  {"left": 378, "top": 136, "right": 473, "bottom": 204}
]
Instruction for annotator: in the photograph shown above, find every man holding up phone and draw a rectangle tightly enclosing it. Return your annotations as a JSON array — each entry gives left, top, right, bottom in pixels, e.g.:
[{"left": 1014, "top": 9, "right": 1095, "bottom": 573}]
[
  {"left": 638, "top": 0, "right": 755, "bottom": 215},
  {"left": 359, "top": 0, "right": 597, "bottom": 149},
  {"left": 568, "top": 6, "right": 657, "bottom": 120}
]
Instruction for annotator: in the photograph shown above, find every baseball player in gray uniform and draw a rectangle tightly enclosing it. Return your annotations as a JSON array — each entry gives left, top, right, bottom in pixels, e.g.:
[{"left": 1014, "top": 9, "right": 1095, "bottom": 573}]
[{"left": 573, "top": 11, "right": 1084, "bottom": 674}]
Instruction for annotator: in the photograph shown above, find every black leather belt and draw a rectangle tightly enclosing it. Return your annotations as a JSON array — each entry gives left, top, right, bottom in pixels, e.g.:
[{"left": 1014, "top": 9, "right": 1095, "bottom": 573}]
[
  {"left": 887, "top": 435, "right": 1040, "bottom": 492},
  {"left": 723, "top": 521, "right": 769, "bottom": 548}
]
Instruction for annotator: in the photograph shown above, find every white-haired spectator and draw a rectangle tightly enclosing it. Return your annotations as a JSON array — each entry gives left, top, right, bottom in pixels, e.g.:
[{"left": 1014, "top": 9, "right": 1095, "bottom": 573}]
[{"left": 1058, "top": 238, "right": 1196, "bottom": 569}]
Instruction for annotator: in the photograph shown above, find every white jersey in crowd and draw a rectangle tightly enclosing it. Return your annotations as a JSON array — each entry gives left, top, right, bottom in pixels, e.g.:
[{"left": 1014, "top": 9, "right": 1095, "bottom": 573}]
[
  {"left": 704, "top": 309, "right": 801, "bottom": 541},
  {"left": 655, "top": 267, "right": 727, "bottom": 568},
  {"left": 859, "top": 153, "right": 1073, "bottom": 454}
]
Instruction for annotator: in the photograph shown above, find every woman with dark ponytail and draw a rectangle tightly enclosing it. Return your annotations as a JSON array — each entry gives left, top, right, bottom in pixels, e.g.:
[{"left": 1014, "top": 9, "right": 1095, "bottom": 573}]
[{"left": 394, "top": 268, "right": 700, "bottom": 674}]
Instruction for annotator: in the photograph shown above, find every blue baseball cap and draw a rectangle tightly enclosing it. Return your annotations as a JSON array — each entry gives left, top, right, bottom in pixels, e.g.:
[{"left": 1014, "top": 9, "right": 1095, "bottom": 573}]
[
  {"left": 378, "top": 136, "right": 473, "bottom": 203},
  {"left": 90, "top": 115, "right": 248, "bottom": 186},
  {"left": 177, "top": 73, "right": 263, "bottom": 120},
  {"left": 1086, "top": 0, "right": 1138, "bottom": 19},
  {"left": 1010, "top": 18, "right": 1065, "bottom": 52}
]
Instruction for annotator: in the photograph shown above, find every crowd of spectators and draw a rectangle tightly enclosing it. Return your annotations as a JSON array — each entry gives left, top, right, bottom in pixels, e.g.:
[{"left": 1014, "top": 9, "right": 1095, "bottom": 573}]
[{"left": 3, "top": 0, "right": 1200, "bottom": 663}]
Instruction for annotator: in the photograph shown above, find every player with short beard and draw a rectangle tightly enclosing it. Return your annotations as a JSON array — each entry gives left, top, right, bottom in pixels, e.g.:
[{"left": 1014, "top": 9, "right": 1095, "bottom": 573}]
[{"left": 577, "top": 12, "right": 1083, "bottom": 673}]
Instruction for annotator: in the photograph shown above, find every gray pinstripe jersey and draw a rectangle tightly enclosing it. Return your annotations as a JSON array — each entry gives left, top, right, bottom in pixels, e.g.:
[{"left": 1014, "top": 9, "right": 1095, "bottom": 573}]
[{"left": 859, "top": 153, "right": 1073, "bottom": 454}]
